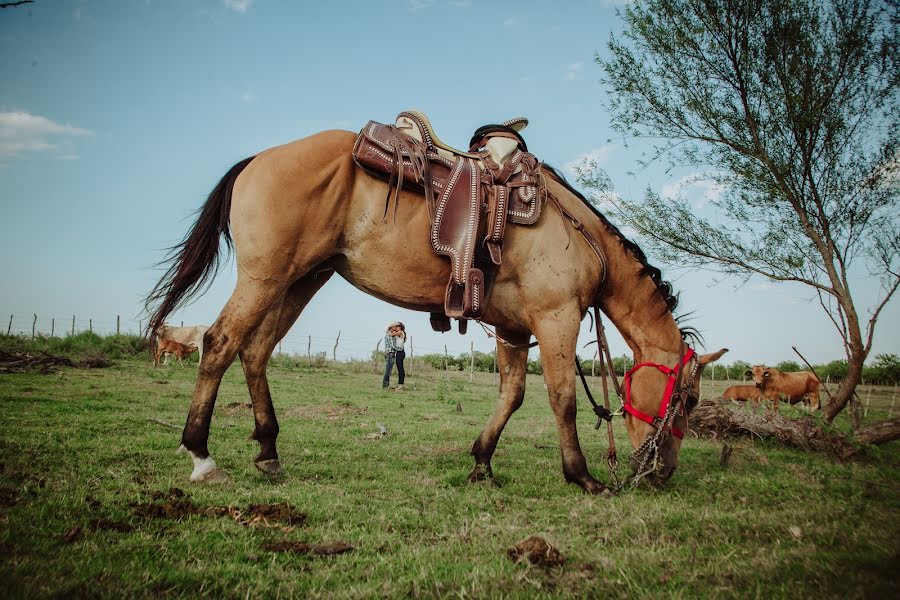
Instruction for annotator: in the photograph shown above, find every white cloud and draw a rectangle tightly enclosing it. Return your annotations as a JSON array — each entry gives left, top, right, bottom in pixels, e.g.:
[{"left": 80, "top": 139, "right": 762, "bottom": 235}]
[
  {"left": 502, "top": 16, "right": 520, "bottom": 27},
  {"left": 0, "top": 110, "right": 92, "bottom": 160},
  {"left": 223, "top": 0, "right": 253, "bottom": 13},
  {"left": 660, "top": 173, "right": 725, "bottom": 208},
  {"left": 409, "top": 0, "right": 436, "bottom": 10},
  {"left": 565, "top": 146, "right": 616, "bottom": 179},
  {"left": 563, "top": 61, "right": 584, "bottom": 81}
]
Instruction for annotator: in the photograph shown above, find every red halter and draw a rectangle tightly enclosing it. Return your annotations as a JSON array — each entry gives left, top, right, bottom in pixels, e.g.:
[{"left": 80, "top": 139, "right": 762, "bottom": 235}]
[{"left": 622, "top": 348, "right": 696, "bottom": 440}]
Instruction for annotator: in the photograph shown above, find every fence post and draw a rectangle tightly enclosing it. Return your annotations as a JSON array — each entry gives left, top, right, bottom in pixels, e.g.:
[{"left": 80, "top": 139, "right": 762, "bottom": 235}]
[
  {"left": 72, "top": 315, "right": 75, "bottom": 336},
  {"left": 51, "top": 318, "right": 55, "bottom": 338},
  {"left": 180, "top": 321, "right": 184, "bottom": 327},
  {"left": 139, "top": 319, "right": 142, "bottom": 334},
  {"left": 408, "top": 336, "right": 413, "bottom": 376},
  {"left": 373, "top": 339, "right": 381, "bottom": 373},
  {"left": 89, "top": 319, "right": 92, "bottom": 334},
  {"left": 6, "top": 314, "right": 11, "bottom": 335},
  {"left": 444, "top": 345, "right": 448, "bottom": 372},
  {"left": 307, "top": 335, "right": 312, "bottom": 363},
  {"left": 333, "top": 330, "right": 340, "bottom": 367},
  {"left": 32, "top": 314, "right": 37, "bottom": 340},
  {"left": 864, "top": 387, "right": 872, "bottom": 418},
  {"left": 278, "top": 340, "right": 282, "bottom": 355},
  {"left": 116, "top": 315, "right": 120, "bottom": 335},
  {"left": 469, "top": 341, "right": 475, "bottom": 382},
  {"left": 889, "top": 385, "right": 896, "bottom": 419}
]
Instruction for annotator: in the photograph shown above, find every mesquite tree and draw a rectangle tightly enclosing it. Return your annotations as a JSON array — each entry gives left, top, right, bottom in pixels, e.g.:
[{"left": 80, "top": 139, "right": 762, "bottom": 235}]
[{"left": 587, "top": 0, "right": 898, "bottom": 422}]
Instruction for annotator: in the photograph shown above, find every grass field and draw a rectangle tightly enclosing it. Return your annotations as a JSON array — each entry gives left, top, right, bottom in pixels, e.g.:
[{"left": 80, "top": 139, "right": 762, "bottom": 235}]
[{"left": 1, "top": 354, "right": 898, "bottom": 598}]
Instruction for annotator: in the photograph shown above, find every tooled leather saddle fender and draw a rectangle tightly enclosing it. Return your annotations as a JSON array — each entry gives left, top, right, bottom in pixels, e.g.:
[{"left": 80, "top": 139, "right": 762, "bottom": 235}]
[{"left": 352, "top": 111, "right": 546, "bottom": 333}]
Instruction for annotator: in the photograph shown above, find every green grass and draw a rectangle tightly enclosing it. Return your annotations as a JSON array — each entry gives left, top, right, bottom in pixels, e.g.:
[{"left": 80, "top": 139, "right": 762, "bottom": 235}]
[{"left": 0, "top": 354, "right": 898, "bottom": 599}]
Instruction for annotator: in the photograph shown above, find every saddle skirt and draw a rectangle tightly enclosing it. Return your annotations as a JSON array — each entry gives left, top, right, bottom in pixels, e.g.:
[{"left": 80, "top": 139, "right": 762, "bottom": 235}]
[{"left": 352, "top": 111, "right": 545, "bottom": 327}]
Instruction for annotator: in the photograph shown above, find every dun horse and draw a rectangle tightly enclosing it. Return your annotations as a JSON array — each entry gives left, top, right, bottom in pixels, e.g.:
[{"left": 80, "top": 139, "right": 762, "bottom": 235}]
[{"left": 146, "top": 127, "right": 726, "bottom": 493}]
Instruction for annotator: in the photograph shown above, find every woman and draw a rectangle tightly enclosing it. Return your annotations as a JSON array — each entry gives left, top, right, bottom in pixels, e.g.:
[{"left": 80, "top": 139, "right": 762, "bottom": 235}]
[{"left": 382, "top": 321, "right": 407, "bottom": 390}]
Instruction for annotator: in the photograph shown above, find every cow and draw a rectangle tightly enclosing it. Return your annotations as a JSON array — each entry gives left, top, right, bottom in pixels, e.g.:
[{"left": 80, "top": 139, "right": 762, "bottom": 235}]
[
  {"left": 154, "top": 323, "right": 209, "bottom": 362},
  {"left": 154, "top": 338, "right": 197, "bottom": 367},
  {"left": 722, "top": 384, "right": 762, "bottom": 406},
  {"left": 747, "top": 365, "right": 822, "bottom": 412}
]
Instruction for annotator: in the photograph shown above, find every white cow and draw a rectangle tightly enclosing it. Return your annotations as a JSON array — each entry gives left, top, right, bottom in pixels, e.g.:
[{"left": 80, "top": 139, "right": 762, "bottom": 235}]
[{"left": 155, "top": 323, "right": 209, "bottom": 363}]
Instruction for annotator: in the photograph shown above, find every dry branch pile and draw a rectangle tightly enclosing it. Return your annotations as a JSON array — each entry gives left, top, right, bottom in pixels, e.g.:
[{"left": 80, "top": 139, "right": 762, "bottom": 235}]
[
  {"left": 0, "top": 349, "right": 111, "bottom": 373},
  {"left": 690, "top": 399, "right": 900, "bottom": 459}
]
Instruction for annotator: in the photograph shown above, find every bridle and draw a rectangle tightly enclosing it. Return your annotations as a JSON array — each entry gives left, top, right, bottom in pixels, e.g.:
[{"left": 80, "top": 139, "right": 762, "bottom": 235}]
[{"left": 623, "top": 346, "right": 697, "bottom": 440}]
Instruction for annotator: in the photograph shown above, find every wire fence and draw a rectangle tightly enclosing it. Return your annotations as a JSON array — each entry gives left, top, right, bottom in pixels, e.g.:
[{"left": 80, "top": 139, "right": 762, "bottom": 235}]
[{"left": 1, "top": 312, "right": 496, "bottom": 364}]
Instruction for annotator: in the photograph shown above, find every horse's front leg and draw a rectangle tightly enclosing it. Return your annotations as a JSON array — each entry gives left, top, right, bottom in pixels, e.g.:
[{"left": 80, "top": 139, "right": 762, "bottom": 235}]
[
  {"left": 468, "top": 327, "right": 530, "bottom": 485},
  {"left": 533, "top": 309, "right": 609, "bottom": 495}
]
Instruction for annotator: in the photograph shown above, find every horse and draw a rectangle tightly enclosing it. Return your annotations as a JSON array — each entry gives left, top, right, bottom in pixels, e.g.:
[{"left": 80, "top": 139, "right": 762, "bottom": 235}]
[{"left": 145, "top": 128, "right": 727, "bottom": 493}]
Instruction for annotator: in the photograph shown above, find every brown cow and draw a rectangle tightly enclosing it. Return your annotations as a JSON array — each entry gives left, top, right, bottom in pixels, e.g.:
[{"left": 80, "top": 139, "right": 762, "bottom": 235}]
[
  {"left": 154, "top": 338, "right": 197, "bottom": 367},
  {"left": 747, "top": 366, "right": 822, "bottom": 412},
  {"left": 722, "top": 384, "right": 762, "bottom": 406}
]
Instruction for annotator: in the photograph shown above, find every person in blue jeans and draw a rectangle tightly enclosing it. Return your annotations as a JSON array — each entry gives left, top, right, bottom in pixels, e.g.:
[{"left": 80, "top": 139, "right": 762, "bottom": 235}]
[{"left": 382, "top": 321, "right": 407, "bottom": 390}]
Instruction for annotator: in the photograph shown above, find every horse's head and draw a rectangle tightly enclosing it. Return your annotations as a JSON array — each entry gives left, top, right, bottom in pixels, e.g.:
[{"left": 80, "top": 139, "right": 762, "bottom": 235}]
[{"left": 623, "top": 347, "right": 728, "bottom": 486}]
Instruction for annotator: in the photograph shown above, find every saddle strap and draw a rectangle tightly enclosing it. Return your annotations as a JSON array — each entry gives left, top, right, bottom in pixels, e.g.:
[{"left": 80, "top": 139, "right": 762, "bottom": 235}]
[{"left": 484, "top": 185, "right": 509, "bottom": 266}]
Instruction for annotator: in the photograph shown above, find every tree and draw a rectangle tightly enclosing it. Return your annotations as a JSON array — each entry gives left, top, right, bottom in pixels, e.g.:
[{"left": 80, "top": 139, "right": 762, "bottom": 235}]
[{"left": 588, "top": 0, "right": 899, "bottom": 423}]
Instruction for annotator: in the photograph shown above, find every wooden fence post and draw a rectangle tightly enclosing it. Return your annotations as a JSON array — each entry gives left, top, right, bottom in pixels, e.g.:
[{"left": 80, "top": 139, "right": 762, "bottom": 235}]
[
  {"left": 116, "top": 315, "right": 120, "bottom": 335},
  {"left": 333, "top": 330, "right": 340, "bottom": 367},
  {"left": 72, "top": 315, "right": 75, "bottom": 336},
  {"left": 444, "top": 345, "right": 448, "bottom": 372},
  {"left": 408, "top": 336, "right": 413, "bottom": 376},
  {"left": 32, "top": 314, "right": 37, "bottom": 340},
  {"left": 51, "top": 318, "right": 55, "bottom": 338},
  {"left": 889, "top": 385, "right": 896, "bottom": 419},
  {"left": 6, "top": 314, "right": 11, "bottom": 335},
  {"left": 469, "top": 341, "right": 475, "bottom": 382},
  {"left": 373, "top": 339, "right": 381, "bottom": 373},
  {"left": 278, "top": 340, "right": 282, "bottom": 355},
  {"left": 89, "top": 319, "right": 93, "bottom": 334},
  {"left": 139, "top": 319, "right": 142, "bottom": 334},
  {"left": 307, "top": 335, "right": 312, "bottom": 363}
]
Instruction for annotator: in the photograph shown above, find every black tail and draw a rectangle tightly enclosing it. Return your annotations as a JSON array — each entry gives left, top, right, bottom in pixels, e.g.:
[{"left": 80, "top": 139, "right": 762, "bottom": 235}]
[{"left": 144, "top": 156, "right": 256, "bottom": 341}]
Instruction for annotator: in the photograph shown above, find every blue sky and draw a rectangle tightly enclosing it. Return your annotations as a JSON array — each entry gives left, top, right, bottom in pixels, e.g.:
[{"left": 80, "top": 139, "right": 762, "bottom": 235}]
[{"left": 1, "top": 0, "right": 896, "bottom": 365}]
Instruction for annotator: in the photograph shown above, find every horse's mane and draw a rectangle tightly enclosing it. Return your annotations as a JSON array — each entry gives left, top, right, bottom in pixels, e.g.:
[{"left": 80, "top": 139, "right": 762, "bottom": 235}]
[{"left": 540, "top": 163, "right": 681, "bottom": 315}]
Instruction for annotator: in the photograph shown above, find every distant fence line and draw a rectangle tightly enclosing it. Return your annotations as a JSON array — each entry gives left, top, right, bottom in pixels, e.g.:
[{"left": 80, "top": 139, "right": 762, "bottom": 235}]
[{"left": 2, "top": 312, "right": 493, "bottom": 364}]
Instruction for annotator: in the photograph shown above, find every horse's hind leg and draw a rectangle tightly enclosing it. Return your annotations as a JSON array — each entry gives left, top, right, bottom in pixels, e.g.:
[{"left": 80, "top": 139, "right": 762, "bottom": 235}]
[
  {"left": 533, "top": 307, "right": 608, "bottom": 495},
  {"left": 238, "top": 271, "right": 334, "bottom": 476},
  {"left": 180, "top": 277, "right": 286, "bottom": 483},
  {"left": 468, "top": 328, "right": 530, "bottom": 484}
]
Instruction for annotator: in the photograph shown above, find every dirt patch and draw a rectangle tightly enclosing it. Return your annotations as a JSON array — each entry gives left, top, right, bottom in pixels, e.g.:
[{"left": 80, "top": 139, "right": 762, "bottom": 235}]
[
  {"left": 131, "top": 488, "right": 204, "bottom": 520},
  {"left": 507, "top": 536, "right": 566, "bottom": 567},
  {"left": 284, "top": 404, "right": 367, "bottom": 421},
  {"left": 130, "top": 488, "right": 306, "bottom": 530},
  {"left": 262, "top": 540, "right": 353, "bottom": 556},
  {"left": 0, "top": 486, "right": 18, "bottom": 507},
  {"left": 220, "top": 402, "right": 252, "bottom": 416}
]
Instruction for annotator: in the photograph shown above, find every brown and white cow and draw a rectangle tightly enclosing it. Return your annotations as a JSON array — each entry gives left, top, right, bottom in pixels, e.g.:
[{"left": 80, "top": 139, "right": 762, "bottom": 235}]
[
  {"left": 154, "top": 338, "right": 197, "bottom": 367},
  {"left": 746, "top": 365, "right": 822, "bottom": 412},
  {"left": 722, "top": 384, "right": 762, "bottom": 406}
]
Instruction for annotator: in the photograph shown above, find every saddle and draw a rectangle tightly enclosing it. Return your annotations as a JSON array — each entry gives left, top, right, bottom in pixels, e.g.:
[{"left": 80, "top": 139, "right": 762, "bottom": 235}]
[{"left": 352, "top": 110, "right": 545, "bottom": 332}]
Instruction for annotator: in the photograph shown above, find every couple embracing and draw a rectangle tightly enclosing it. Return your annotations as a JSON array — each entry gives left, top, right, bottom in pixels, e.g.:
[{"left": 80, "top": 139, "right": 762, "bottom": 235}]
[{"left": 382, "top": 321, "right": 407, "bottom": 390}]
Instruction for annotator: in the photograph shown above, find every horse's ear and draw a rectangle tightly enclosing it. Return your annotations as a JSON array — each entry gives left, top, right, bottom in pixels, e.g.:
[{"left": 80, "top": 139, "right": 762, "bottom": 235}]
[{"left": 699, "top": 348, "right": 728, "bottom": 365}]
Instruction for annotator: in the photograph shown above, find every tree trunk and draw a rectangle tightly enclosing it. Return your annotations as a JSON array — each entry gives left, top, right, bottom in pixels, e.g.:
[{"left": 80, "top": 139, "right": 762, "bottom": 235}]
[{"left": 824, "top": 341, "right": 866, "bottom": 424}]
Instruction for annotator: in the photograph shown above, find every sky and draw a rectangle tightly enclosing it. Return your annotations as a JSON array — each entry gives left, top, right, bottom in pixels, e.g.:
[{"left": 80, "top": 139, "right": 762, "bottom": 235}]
[{"left": 1, "top": 0, "right": 897, "bottom": 366}]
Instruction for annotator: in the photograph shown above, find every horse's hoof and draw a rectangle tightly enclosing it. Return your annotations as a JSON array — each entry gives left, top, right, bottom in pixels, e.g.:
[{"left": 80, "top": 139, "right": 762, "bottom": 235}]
[
  {"left": 581, "top": 479, "right": 610, "bottom": 496},
  {"left": 191, "top": 467, "right": 228, "bottom": 484},
  {"left": 255, "top": 459, "right": 282, "bottom": 475},
  {"left": 467, "top": 464, "right": 499, "bottom": 486}
]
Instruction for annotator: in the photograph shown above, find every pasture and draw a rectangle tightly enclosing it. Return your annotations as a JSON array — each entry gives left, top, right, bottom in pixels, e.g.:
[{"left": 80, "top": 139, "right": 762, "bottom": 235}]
[{"left": 1, "top": 353, "right": 898, "bottom": 598}]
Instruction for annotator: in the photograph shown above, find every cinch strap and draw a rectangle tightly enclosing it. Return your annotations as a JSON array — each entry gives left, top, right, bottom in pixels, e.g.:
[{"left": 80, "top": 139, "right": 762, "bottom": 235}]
[{"left": 622, "top": 348, "right": 695, "bottom": 439}]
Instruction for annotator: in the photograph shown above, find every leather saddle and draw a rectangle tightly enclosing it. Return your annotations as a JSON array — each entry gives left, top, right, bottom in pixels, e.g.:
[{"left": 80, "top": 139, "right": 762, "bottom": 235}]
[{"left": 352, "top": 110, "right": 545, "bottom": 333}]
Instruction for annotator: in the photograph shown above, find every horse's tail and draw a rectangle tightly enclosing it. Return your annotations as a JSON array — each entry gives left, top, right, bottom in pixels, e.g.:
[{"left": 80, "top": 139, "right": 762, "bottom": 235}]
[{"left": 144, "top": 155, "right": 256, "bottom": 342}]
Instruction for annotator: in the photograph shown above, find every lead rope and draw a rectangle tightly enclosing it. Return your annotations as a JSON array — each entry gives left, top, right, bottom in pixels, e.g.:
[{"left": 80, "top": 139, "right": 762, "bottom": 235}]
[{"left": 592, "top": 306, "right": 621, "bottom": 490}]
